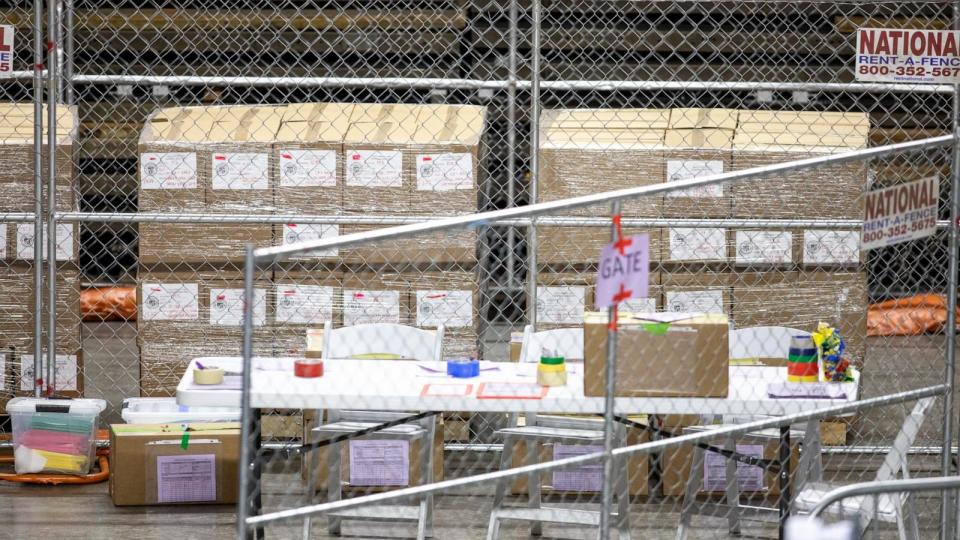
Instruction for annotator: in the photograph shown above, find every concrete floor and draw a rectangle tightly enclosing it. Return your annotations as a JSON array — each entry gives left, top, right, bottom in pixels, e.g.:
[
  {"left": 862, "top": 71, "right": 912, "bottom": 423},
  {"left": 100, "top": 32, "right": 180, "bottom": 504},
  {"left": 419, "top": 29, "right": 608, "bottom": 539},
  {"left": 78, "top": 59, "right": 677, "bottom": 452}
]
[{"left": 0, "top": 325, "right": 955, "bottom": 539}]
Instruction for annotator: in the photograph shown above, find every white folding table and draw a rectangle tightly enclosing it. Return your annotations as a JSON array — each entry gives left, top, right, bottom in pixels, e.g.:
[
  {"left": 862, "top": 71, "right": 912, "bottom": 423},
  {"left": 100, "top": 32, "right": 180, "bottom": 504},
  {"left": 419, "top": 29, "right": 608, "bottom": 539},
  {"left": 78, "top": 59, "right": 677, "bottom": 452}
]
[{"left": 176, "top": 357, "right": 860, "bottom": 539}]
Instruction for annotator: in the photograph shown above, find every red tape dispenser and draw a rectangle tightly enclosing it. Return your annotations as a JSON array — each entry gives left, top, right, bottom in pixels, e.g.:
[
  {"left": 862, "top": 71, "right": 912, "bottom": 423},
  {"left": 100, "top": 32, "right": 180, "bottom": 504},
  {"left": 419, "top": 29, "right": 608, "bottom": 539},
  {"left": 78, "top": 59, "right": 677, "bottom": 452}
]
[{"left": 294, "top": 359, "right": 324, "bottom": 378}]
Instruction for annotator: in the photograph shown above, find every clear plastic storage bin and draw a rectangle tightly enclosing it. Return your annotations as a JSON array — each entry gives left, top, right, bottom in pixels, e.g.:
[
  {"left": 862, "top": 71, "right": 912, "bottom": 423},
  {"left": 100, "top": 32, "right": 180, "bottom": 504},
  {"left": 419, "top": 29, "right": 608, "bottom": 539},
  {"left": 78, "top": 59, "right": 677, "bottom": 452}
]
[
  {"left": 6, "top": 398, "right": 106, "bottom": 475},
  {"left": 121, "top": 397, "right": 240, "bottom": 424}
]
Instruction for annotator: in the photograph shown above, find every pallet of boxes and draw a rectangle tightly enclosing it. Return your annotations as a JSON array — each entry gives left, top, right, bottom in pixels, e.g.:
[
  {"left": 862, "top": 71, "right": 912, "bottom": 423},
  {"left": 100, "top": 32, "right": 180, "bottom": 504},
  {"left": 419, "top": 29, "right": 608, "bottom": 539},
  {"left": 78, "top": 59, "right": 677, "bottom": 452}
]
[
  {"left": 0, "top": 103, "right": 83, "bottom": 405},
  {"left": 534, "top": 107, "right": 869, "bottom": 498},
  {"left": 136, "top": 101, "right": 487, "bottom": 494}
]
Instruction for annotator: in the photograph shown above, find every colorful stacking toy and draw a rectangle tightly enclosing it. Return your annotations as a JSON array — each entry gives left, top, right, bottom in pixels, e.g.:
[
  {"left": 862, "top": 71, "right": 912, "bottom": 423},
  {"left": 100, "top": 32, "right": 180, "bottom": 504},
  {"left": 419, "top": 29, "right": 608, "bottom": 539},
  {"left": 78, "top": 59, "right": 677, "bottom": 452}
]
[{"left": 786, "top": 334, "right": 819, "bottom": 382}]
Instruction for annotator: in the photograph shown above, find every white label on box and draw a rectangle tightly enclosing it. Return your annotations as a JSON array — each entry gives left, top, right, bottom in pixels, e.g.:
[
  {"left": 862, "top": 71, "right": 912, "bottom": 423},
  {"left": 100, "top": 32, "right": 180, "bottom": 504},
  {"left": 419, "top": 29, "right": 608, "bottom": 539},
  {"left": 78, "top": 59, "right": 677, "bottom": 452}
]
[
  {"left": 703, "top": 444, "right": 764, "bottom": 492},
  {"left": 619, "top": 297, "right": 657, "bottom": 313},
  {"left": 281, "top": 223, "right": 338, "bottom": 257},
  {"left": 344, "top": 290, "right": 401, "bottom": 326},
  {"left": 416, "top": 153, "right": 473, "bottom": 191},
  {"left": 16, "top": 223, "right": 74, "bottom": 261},
  {"left": 416, "top": 290, "right": 473, "bottom": 328},
  {"left": 736, "top": 231, "right": 793, "bottom": 264},
  {"left": 20, "top": 354, "right": 79, "bottom": 392},
  {"left": 552, "top": 444, "right": 603, "bottom": 491},
  {"left": 345, "top": 149, "right": 403, "bottom": 187},
  {"left": 275, "top": 284, "right": 334, "bottom": 324},
  {"left": 536, "top": 286, "right": 586, "bottom": 324},
  {"left": 278, "top": 149, "right": 337, "bottom": 187},
  {"left": 209, "top": 288, "right": 266, "bottom": 327},
  {"left": 156, "top": 454, "right": 217, "bottom": 503},
  {"left": 666, "top": 160, "right": 724, "bottom": 198},
  {"left": 804, "top": 230, "right": 860, "bottom": 265},
  {"left": 668, "top": 228, "right": 727, "bottom": 261},
  {"left": 666, "top": 290, "right": 725, "bottom": 314},
  {"left": 211, "top": 153, "right": 269, "bottom": 190},
  {"left": 142, "top": 283, "right": 199, "bottom": 321},
  {"left": 141, "top": 152, "right": 198, "bottom": 189},
  {"left": 349, "top": 439, "right": 409, "bottom": 487}
]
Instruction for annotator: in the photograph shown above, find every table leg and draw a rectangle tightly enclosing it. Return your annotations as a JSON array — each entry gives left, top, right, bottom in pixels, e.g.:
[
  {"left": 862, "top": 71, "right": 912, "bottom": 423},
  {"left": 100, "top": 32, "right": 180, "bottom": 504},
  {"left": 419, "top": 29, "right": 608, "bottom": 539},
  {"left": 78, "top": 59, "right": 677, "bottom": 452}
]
[{"left": 778, "top": 426, "right": 790, "bottom": 540}]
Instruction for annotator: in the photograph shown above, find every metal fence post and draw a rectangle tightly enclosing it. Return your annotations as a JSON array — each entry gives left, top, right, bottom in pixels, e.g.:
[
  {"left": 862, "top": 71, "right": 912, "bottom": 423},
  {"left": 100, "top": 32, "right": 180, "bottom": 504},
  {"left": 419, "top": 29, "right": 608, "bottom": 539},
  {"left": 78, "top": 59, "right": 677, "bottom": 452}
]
[
  {"left": 62, "top": 0, "right": 74, "bottom": 105},
  {"left": 505, "top": 0, "right": 518, "bottom": 291},
  {"left": 46, "top": 0, "right": 59, "bottom": 396},
  {"left": 526, "top": 0, "right": 541, "bottom": 331},
  {"left": 599, "top": 200, "right": 622, "bottom": 540},
  {"left": 31, "top": 0, "right": 45, "bottom": 398},
  {"left": 238, "top": 245, "right": 256, "bottom": 539},
  {"left": 945, "top": 6, "right": 960, "bottom": 538}
]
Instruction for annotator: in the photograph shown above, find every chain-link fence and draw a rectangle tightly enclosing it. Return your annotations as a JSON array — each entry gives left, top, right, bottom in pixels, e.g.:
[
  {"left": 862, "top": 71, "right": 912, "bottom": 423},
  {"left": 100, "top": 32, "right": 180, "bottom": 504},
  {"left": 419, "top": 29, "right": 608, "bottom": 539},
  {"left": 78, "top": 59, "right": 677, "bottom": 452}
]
[{"left": 0, "top": 0, "right": 958, "bottom": 539}]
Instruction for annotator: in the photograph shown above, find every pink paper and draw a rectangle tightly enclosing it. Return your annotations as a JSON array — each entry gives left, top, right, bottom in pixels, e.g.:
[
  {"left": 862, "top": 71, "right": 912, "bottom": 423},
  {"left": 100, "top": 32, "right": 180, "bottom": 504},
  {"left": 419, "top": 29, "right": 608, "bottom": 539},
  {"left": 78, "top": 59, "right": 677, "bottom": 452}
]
[
  {"left": 19, "top": 429, "right": 89, "bottom": 455},
  {"left": 348, "top": 440, "right": 409, "bottom": 487},
  {"left": 552, "top": 444, "right": 603, "bottom": 492},
  {"left": 157, "top": 454, "right": 217, "bottom": 503},
  {"left": 595, "top": 234, "right": 650, "bottom": 309}
]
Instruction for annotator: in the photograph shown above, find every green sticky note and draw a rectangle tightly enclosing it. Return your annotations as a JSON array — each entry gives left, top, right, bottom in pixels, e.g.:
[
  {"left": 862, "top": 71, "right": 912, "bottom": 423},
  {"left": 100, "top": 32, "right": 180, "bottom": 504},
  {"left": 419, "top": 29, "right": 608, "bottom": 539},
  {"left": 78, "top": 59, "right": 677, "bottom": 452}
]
[
  {"left": 640, "top": 322, "right": 671, "bottom": 335},
  {"left": 180, "top": 431, "right": 190, "bottom": 450}
]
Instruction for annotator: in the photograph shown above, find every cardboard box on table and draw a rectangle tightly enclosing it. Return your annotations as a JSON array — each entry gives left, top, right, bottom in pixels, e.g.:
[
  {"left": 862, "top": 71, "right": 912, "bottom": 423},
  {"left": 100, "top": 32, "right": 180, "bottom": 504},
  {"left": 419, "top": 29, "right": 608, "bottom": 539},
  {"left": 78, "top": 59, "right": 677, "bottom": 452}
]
[
  {"left": 0, "top": 103, "right": 77, "bottom": 213},
  {"left": 583, "top": 312, "right": 729, "bottom": 398},
  {"left": 302, "top": 413, "right": 444, "bottom": 493},
  {"left": 138, "top": 105, "right": 282, "bottom": 263},
  {"left": 661, "top": 109, "right": 736, "bottom": 219},
  {"left": 110, "top": 423, "right": 240, "bottom": 506},
  {"left": 731, "top": 111, "right": 869, "bottom": 219}
]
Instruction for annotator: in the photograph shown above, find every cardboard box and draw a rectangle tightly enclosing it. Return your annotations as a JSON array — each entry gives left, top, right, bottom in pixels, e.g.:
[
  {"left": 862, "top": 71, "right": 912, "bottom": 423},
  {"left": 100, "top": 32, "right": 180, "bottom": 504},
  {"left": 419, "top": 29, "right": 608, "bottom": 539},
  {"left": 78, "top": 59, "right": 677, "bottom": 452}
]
[
  {"left": 271, "top": 222, "right": 342, "bottom": 264},
  {"left": 661, "top": 272, "right": 733, "bottom": 317},
  {"left": 110, "top": 423, "right": 240, "bottom": 506},
  {"left": 539, "top": 109, "right": 668, "bottom": 218},
  {"left": 0, "top": 264, "right": 81, "bottom": 353},
  {"left": 14, "top": 350, "right": 84, "bottom": 398},
  {"left": 340, "top": 223, "right": 477, "bottom": 265},
  {"left": 0, "top": 103, "right": 76, "bottom": 213},
  {"left": 584, "top": 312, "right": 729, "bottom": 397},
  {"left": 274, "top": 102, "right": 353, "bottom": 215},
  {"left": 732, "top": 111, "right": 869, "bottom": 219},
  {"left": 731, "top": 271, "right": 868, "bottom": 363},
  {"left": 536, "top": 271, "right": 662, "bottom": 329},
  {"left": 303, "top": 413, "right": 444, "bottom": 493},
  {"left": 661, "top": 227, "right": 729, "bottom": 265},
  {"left": 662, "top": 109, "right": 737, "bottom": 219},
  {"left": 536, "top": 226, "right": 661, "bottom": 268},
  {"left": 510, "top": 423, "right": 649, "bottom": 496},
  {"left": 7, "top": 222, "right": 80, "bottom": 263},
  {"left": 729, "top": 229, "right": 802, "bottom": 268},
  {"left": 139, "top": 222, "right": 274, "bottom": 264},
  {"left": 340, "top": 271, "right": 414, "bottom": 326},
  {"left": 271, "top": 269, "right": 344, "bottom": 329},
  {"left": 139, "top": 106, "right": 215, "bottom": 212},
  {"left": 342, "top": 104, "right": 485, "bottom": 216}
]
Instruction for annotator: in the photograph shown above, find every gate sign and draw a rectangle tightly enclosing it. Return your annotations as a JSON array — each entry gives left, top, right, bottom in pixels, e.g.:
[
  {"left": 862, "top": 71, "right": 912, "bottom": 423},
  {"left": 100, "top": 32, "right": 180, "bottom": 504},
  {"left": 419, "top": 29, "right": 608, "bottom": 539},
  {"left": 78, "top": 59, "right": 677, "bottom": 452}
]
[
  {"left": 861, "top": 177, "right": 939, "bottom": 251},
  {"left": 0, "top": 25, "right": 13, "bottom": 73},
  {"left": 856, "top": 28, "right": 960, "bottom": 83},
  {"left": 595, "top": 234, "right": 649, "bottom": 310}
]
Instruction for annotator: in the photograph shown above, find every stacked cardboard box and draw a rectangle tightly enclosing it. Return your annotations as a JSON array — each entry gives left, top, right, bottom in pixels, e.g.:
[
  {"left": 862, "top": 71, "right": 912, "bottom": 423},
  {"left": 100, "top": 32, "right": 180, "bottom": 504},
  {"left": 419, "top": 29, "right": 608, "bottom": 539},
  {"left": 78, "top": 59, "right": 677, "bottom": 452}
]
[{"left": 0, "top": 103, "right": 77, "bottom": 212}]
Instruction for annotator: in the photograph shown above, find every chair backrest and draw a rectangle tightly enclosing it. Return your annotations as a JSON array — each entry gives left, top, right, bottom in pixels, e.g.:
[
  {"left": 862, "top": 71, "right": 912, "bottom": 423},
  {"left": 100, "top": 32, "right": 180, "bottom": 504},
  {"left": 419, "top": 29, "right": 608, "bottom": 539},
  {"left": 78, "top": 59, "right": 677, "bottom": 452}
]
[
  {"left": 517, "top": 325, "right": 584, "bottom": 363},
  {"left": 321, "top": 321, "right": 445, "bottom": 362},
  {"left": 875, "top": 397, "right": 937, "bottom": 482},
  {"left": 729, "top": 326, "right": 810, "bottom": 361}
]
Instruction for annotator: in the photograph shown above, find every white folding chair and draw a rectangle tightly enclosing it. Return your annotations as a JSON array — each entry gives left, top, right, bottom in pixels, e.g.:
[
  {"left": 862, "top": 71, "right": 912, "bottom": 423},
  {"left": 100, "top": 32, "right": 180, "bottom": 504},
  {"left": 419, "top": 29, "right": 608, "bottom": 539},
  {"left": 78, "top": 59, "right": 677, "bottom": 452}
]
[
  {"left": 792, "top": 397, "right": 936, "bottom": 540},
  {"left": 676, "top": 326, "right": 813, "bottom": 539},
  {"left": 487, "top": 325, "right": 631, "bottom": 540},
  {"left": 303, "top": 321, "right": 445, "bottom": 540}
]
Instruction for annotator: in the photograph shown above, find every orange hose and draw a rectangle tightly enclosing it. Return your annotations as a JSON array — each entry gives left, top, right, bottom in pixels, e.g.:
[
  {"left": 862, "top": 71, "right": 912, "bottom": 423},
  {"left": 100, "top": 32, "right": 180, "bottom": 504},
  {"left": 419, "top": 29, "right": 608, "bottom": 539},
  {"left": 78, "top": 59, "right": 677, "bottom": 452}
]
[{"left": 0, "top": 448, "right": 109, "bottom": 485}]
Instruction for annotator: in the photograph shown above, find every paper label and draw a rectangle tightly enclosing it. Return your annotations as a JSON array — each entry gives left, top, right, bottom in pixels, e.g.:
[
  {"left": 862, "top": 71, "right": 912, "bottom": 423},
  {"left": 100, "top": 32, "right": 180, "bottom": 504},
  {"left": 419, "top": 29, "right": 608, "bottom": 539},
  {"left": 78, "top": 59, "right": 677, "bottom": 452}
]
[
  {"left": 619, "top": 297, "right": 657, "bottom": 313},
  {"left": 17, "top": 223, "right": 74, "bottom": 261},
  {"left": 595, "top": 234, "right": 650, "bottom": 310},
  {"left": 20, "top": 354, "right": 79, "bottom": 392},
  {"left": 856, "top": 29, "right": 960, "bottom": 84},
  {"left": 346, "top": 149, "right": 403, "bottom": 187},
  {"left": 736, "top": 231, "right": 793, "bottom": 264},
  {"left": 416, "top": 290, "right": 473, "bottom": 328},
  {"left": 156, "top": 454, "right": 217, "bottom": 503},
  {"left": 211, "top": 153, "right": 269, "bottom": 190},
  {"left": 275, "top": 284, "right": 334, "bottom": 324},
  {"left": 281, "top": 223, "right": 338, "bottom": 258},
  {"left": 140, "top": 153, "right": 198, "bottom": 189},
  {"left": 278, "top": 149, "right": 337, "bottom": 187},
  {"left": 141, "top": 283, "right": 199, "bottom": 321},
  {"left": 862, "top": 177, "right": 939, "bottom": 250},
  {"left": 666, "top": 160, "right": 724, "bottom": 198},
  {"left": 0, "top": 352, "right": 5, "bottom": 387},
  {"left": 344, "top": 290, "right": 401, "bottom": 326},
  {"left": 0, "top": 224, "right": 6, "bottom": 259},
  {"left": 416, "top": 153, "right": 473, "bottom": 191},
  {"left": 703, "top": 444, "right": 764, "bottom": 492},
  {"left": 348, "top": 440, "right": 409, "bottom": 487},
  {"left": 0, "top": 25, "right": 14, "bottom": 73},
  {"left": 536, "top": 286, "right": 586, "bottom": 324},
  {"left": 552, "top": 444, "right": 603, "bottom": 491},
  {"left": 668, "top": 228, "right": 727, "bottom": 261},
  {"left": 803, "top": 230, "right": 860, "bottom": 264},
  {"left": 208, "top": 288, "right": 266, "bottom": 326},
  {"left": 666, "top": 290, "right": 725, "bottom": 314}
]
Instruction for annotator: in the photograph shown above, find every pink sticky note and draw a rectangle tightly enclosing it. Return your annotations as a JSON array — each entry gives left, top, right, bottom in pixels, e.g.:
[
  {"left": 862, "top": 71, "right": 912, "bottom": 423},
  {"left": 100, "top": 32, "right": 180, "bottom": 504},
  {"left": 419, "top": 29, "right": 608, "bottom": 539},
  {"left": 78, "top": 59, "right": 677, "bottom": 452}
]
[{"left": 595, "top": 234, "right": 650, "bottom": 310}]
